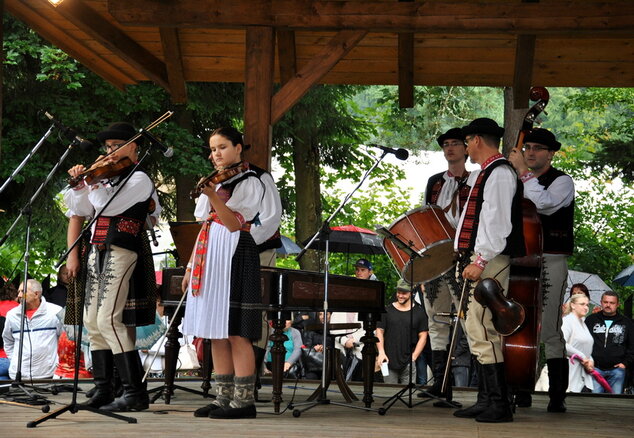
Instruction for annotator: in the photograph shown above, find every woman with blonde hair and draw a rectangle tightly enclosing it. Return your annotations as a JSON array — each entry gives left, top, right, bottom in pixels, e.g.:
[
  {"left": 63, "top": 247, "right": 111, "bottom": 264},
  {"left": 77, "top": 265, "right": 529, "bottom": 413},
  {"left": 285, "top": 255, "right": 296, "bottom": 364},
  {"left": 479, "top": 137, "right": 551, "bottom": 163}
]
[{"left": 561, "top": 294, "right": 594, "bottom": 392}]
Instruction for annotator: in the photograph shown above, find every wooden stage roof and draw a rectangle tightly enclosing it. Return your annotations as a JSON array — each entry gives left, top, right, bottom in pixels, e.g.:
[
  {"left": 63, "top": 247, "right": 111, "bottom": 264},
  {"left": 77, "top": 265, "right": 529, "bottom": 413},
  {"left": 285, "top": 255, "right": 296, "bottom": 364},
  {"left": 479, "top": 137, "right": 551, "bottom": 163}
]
[{"left": 7, "top": 0, "right": 634, "bottom": 106}]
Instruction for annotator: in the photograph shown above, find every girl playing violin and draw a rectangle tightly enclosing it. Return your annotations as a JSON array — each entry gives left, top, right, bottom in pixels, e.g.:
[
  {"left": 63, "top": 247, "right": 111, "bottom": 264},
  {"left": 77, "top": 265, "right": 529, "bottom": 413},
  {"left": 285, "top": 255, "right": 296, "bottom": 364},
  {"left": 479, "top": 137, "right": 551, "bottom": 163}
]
[{"left": 182, "top": 127, "right": 264, "bottom": 419}]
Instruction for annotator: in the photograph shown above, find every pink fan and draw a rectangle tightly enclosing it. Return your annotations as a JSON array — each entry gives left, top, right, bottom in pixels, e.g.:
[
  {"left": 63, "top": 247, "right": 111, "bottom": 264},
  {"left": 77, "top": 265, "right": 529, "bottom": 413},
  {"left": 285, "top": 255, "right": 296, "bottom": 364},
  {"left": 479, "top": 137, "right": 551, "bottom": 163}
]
[{"left": 570, "top": 354, "right": 613, "bottom": 393}]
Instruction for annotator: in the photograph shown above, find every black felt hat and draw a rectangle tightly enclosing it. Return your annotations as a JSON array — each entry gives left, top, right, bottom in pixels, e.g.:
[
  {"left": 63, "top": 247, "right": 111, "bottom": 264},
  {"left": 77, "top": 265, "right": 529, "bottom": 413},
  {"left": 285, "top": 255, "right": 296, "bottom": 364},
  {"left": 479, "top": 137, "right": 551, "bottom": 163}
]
[
  {"left": 524, "top": 128, "right": 561, "bottom": 151},
  {"left": 462, "top": 118, "right": 505, "bottom": 138},
  {"left": 97, "top": 122, "right": 142, "bottom": 145},
  {"left": 436, "top": 128, "right": 465, "bottom": 146}
]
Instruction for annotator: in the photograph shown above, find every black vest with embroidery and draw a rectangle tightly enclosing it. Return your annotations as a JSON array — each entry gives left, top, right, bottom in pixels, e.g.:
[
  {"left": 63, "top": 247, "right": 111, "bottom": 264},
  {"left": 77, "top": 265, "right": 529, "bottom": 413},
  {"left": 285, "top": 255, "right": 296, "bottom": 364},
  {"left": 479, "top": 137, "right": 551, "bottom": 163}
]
[
  {"left": 425, "top": 172, "right": 445, "bottom": 205},
  {"left": 537, "top": 167, "right": 574, "bottom": 255},
  {"left": 242, "top": 163, "right": 282, "bottom": 252},
  {"left": 466, "top": 159, "right": 526, "bottom": 258},
  {"left": 216, "top": 169, "right": 260, "bottom": 224},
  {"left": 90, "top": 169, "right": 152, "bottom": 252}
]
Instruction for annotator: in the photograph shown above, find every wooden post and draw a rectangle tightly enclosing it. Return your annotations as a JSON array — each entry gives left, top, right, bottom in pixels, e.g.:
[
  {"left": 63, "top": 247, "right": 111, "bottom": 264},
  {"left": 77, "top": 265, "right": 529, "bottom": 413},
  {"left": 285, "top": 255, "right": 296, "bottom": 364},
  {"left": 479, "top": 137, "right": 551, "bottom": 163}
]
[{"left": 244, "top": 26, "right": 275, "bottom": 171}]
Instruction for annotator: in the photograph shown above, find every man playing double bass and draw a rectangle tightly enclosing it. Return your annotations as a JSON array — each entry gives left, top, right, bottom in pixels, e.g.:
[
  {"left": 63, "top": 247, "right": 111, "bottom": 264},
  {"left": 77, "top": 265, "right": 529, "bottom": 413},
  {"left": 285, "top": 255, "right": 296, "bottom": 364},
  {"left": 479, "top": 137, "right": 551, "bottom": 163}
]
[
  {"left": 453, "top": 118, "right": 525, "bottom": 423},
  {"left": 420, "top": 128, "right": 474, "bottom": 407},
  {"left": 509, "top": 128, "right": 575, "bottom": 412}
]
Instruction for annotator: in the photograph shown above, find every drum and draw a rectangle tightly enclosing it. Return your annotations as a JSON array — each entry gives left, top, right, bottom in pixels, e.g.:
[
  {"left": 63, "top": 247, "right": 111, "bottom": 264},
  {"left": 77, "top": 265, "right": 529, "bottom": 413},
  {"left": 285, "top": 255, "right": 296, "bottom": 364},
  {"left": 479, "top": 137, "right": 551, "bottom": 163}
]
[{"left": 383, "top": 205, "right": 456, "bottom": 283}]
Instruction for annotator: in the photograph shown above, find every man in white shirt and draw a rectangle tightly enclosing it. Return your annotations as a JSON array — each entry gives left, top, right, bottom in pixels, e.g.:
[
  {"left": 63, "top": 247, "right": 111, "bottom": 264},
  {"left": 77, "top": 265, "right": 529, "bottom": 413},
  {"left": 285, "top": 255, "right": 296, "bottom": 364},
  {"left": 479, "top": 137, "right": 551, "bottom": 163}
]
[
  {"left": 65, "top": 122, "right": 157, "bottom": 412},
  {"left": 452, "top": 118, "right": 525, "bottom": 423},
  {"left": 3, "top": 280, "right": 62, "bottom": 380},
  {"left": 509, "top": 128, "right": 575, "bottom": 412}
]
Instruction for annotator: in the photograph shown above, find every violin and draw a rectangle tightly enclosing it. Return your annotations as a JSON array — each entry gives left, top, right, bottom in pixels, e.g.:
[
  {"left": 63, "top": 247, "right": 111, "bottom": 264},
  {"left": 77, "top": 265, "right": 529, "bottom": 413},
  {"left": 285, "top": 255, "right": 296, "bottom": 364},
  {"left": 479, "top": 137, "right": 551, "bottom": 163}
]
[
  {"left": 190, "top": 161, "right": 249, "bottom": 199},
  {"left": 474, "top": 278, "right": 525, "bottom": 336},
  {"left": 67, "top": 111, "right": 174, "bottom": 188},
  {"left": 68, "top": 149, "right": 136, "bottom": 188}
]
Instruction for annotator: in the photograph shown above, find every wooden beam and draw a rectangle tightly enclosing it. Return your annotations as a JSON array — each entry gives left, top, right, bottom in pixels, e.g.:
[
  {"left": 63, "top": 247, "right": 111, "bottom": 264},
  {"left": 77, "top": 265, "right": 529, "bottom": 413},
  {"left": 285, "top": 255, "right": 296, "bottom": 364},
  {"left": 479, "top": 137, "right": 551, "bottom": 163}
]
[
  {"left": 50, "top": 0, "right": 169, "bottom": 90},
  {"left": 109, "top": 0, "right": 634, "bottom": 34},
  {"left": 6, "top": 0, "right": 134, "bottom": 89},
  {"left": 159, "top": 27, "right": 188, "bottom": 104},
  {"left": 512, "top": 34, "right": 536, "bottom": 107},
  {"left": 271, "top": 30, "right": 366, "bottom": 125},
  {"left": 244, "top": 26, "right": 275, "bottom": 170},
  {"left": 277, "top": 30, "right": 297, "bottom": 85},
  {"left": 398, "top": 32, "right": 414, "bottom": 108}
]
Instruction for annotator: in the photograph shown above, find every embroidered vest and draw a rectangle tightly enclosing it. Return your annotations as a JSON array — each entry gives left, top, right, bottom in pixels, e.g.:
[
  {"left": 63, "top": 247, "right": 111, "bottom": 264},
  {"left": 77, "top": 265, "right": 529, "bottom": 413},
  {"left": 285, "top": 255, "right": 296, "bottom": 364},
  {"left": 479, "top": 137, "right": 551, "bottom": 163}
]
[
  {"left": 537, "top": 167, "right": 574, "bottom": 255},
  {"left": 243, "top": 163, "right": 282, "bottom": 252},
  {"left": 457, "top": 159, "right": 525, "bottom": 258}
]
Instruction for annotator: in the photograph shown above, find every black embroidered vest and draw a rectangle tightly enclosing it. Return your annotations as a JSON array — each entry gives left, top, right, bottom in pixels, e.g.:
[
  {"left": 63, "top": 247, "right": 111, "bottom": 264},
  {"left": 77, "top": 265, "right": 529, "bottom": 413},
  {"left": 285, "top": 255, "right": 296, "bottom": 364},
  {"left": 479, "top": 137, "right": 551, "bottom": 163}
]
[
  {"left": 459, "top": 159, "right": 525, "bottom": 258},
  {"left": 537, "top": 167, "right": 574, "bottom": 255}
]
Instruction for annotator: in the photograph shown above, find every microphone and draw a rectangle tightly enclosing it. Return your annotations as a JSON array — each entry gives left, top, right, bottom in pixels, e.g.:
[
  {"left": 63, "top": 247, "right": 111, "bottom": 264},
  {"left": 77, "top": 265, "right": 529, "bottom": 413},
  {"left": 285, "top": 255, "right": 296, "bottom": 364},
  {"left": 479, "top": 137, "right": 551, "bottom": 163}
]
[
  {"left": 367, "top": 144, "right": 409, "bottom": 160},
  {"left": 140, "top": 129, "right": 174, "bottom": 158},
  {"left": 44, "top": 111, "right": 94, "bottom": 150}
]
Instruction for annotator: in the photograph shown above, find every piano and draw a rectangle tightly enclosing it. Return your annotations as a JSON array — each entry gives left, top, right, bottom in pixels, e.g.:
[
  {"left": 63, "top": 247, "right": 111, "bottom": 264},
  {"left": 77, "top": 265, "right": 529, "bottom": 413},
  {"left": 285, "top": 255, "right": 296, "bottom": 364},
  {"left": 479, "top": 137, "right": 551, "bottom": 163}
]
[{"left": 159, "top": 266, "right": 385, "bottom": 412}]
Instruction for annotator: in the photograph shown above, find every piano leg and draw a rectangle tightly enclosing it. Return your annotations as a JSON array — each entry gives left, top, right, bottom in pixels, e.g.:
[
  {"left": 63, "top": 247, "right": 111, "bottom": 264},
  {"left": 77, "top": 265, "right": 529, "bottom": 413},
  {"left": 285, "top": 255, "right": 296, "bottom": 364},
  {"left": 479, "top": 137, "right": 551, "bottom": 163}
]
[
  {"left": 360, "top": 315, "right": 379, "bottom": 408},
  {"left": 150, "top": 306, "right": 183, "bottom": 404},
  {"left": 268, "top": 312, "right": 289, "bottom": 414}
]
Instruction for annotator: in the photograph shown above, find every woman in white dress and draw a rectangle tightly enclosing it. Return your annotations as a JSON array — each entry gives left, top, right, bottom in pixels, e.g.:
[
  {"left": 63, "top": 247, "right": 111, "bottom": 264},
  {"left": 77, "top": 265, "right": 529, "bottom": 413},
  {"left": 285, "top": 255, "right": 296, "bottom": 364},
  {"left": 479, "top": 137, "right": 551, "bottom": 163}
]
[
  {"left": 181, "top": 127, "right": 264, "bottom": 419},
  {"left": 561, "top": 294, "right": 595, "bottom": 392}
]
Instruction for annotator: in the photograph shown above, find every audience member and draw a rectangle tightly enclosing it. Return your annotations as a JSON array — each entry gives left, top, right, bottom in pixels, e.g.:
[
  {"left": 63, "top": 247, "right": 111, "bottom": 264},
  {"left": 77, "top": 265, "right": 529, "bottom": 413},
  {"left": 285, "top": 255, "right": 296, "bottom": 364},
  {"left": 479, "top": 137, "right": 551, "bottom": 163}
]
[
  {"left": 302, "top": 312, "right": 335, "bottom": 380},
  {"left": 562, "top": 294, "right": 594, "bottom": 392},
  {"left": 354, "top": 258, "right": 377, "bottom": 281},
  {"left": 0, "top": 279, "right": 19, "bottom": 380},
  {"left": 584, "top": 291, "right": 634, "bottom": 394},
  {"left": 376, "top": 279, "right": 428, "bottom": 384},
  {"left": 264, "top": 320, "right": 303, "bottom": 378},
  {"left": 2, "top": 279, "right": 63, "bottom": 379},
  {"left": 43, "top": 265, "right": 69, "bottom": 308}
]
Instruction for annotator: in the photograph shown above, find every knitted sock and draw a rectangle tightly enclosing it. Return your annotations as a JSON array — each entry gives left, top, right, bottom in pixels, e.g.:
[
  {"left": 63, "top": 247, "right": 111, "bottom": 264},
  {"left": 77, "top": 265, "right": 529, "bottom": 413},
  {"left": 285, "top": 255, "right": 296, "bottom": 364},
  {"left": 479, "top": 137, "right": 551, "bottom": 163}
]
[
  {"left": 229, "top": 374, "right": 256, "bottom": 408},
  {"left": 212, "top": 373, "right": 234, "bottom": 408}
]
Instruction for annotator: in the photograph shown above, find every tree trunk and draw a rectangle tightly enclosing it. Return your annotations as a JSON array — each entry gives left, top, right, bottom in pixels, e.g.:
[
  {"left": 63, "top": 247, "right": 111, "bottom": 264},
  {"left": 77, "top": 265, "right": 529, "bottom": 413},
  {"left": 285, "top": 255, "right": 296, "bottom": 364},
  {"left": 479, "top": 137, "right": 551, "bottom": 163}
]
[
  {"left": 173, "top": 104, "right": 196, "bottom": 221},
  {"left": 292, "top": 105, "right": 322, "bottom": 272}
]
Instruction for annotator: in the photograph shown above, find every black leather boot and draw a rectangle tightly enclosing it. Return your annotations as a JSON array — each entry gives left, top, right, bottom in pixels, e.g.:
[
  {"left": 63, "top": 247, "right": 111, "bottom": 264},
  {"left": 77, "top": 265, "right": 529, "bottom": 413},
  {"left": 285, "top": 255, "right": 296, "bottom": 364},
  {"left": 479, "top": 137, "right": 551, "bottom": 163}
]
[
  {"left": 475, "top": 363, "right": 513, "bottom": 423},
  {"left": 82, "top": 350, "right": 114, "bottom": 408},
  {"left": 514, "top": 390, "right": 532, "bottom": 407},
  {"left": 428, "top": 350, "right": 459, "bottom": 408},
  {"left": 454, "top": 362, "right": 489, "bottom": 418},
  {"left": 547, "top": 358, "right": 568, "bottom": 413},
  {"left": 101, "top": 351, "right": 149, "bottom": 412}
]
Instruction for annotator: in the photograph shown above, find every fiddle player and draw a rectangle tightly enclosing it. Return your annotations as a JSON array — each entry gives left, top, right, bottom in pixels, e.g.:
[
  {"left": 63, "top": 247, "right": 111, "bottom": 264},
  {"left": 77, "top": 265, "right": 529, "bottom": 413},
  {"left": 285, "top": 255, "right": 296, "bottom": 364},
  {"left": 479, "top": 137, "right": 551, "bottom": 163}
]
[
  {"left": 509, "top": 128, "right": 575, "bottom": 412},
  {"left": 453, "top": 118, "right": 525, "bottom": 423},
  {"left": 419, "top": 128, "right": 475, "bottom": 407},
  {"left": 182, "top": 127, "right": 264, "bottom": 419},
  {"left": 193, "top": 135, "right": 282, "bottom": 401},
  {"left": 64, "top": 122, "right": 159, "bottom": 412}
]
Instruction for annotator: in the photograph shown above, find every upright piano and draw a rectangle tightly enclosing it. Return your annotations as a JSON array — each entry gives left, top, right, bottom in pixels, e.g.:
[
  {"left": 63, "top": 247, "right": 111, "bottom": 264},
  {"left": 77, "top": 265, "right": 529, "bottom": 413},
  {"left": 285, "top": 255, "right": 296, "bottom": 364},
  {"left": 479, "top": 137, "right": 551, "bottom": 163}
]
[{"left": 160, "top": 266, "right": 385, "bottom": 412}]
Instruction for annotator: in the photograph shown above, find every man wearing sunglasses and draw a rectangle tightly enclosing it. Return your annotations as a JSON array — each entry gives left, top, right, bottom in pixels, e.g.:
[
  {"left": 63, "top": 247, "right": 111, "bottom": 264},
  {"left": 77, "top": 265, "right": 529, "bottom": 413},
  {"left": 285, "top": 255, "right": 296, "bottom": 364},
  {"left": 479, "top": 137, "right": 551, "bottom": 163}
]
[{"left": 509, "top": 128, "right": 575, "bottom": 413}]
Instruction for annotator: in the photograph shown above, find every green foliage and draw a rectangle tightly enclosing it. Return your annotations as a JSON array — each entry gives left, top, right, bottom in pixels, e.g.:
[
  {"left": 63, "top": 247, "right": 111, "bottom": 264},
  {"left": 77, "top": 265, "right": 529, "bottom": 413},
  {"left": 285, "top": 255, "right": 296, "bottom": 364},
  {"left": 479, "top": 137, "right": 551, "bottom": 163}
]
[
  {"left": 0, "top": 15, "right": 243, "bottom": 276},
  {"left": 352, "top": 85, "right": 503, "bottom": 152}
]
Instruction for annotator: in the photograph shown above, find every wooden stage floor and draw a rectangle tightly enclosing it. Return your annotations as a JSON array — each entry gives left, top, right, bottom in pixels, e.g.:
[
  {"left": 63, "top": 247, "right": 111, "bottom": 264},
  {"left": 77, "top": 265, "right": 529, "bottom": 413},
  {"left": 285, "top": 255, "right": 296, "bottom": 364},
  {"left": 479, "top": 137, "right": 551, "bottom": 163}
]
[{"left": 1, "top": 379, "right": 632, "bottom": 438}]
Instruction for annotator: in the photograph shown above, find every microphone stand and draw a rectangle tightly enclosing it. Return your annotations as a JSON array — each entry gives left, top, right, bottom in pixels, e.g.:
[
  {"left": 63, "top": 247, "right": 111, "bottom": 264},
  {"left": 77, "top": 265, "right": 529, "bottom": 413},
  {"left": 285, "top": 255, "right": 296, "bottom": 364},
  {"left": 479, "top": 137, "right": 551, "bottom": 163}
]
[
  {"left": 0, "top": 123, "right": 56, "bottom": 196},
  {"left": 289, "top": 150, "right": 389, "bottom": 417},
  {"left": 27, "top": 147, "right": 158, "bottom": 427},
  {"left": 0, "top": 135, "right": 86, "bottom": 411}
]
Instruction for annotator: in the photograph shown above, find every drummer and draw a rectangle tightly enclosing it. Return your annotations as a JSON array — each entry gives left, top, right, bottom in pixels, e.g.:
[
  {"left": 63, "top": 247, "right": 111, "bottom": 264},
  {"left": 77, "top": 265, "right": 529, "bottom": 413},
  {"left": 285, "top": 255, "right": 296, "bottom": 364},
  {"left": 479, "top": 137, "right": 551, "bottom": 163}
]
[{"left": 419, "top": 128, "right": 477, "bottom": 406}]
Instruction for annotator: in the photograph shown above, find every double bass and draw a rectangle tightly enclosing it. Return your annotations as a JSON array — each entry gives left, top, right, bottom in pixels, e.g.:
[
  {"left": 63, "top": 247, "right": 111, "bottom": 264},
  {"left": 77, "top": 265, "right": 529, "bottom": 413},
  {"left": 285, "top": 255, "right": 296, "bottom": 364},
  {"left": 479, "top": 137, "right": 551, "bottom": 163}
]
[{"left": 502, "top": 87, "right": 549, "bottom": 393}]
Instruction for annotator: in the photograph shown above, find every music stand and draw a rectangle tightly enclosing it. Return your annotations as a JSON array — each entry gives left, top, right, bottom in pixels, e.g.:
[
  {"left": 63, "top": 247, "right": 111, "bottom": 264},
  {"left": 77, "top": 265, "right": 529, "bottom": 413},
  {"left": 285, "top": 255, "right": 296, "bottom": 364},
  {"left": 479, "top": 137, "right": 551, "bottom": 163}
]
[
  {"left": 290, "top": 151, "right": 389, "bottom": 417},
  {"left": 373, "top": 227, "right": 452, "bottom": 414}
]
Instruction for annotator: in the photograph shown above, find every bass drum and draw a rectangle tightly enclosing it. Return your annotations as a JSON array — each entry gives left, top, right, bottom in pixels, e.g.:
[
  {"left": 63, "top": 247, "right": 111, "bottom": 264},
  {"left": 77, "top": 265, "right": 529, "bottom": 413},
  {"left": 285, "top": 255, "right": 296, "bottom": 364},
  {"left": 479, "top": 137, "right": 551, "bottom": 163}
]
[{"left": 383, "top": 206, "right": 456, "bottom": 283}]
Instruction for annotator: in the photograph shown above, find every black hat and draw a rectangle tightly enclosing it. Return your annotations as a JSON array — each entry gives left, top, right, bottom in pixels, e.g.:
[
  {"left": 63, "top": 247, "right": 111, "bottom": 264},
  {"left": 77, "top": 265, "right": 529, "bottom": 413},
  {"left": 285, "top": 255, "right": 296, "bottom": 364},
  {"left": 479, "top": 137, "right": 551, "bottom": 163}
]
[
  {"left": 524, "top": 128, "right": 561, "bottom": 151},
  {"left": 462, "top": 118, "right": 505, "bottom": 138},
  {"left": 436, "top": 128, "right": 465, "bottom": 146},
  {"left": 97, "top": 122, "right": 142, "bottom": 145}
]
